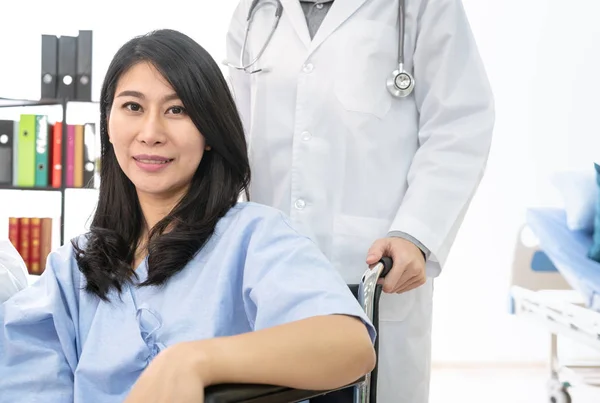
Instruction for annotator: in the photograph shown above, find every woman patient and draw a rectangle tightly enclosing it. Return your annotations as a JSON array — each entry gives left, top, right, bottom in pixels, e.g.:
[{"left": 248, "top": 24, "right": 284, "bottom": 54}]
[{"left": 0, "top": 29, "right": 376, "bottom": 402}]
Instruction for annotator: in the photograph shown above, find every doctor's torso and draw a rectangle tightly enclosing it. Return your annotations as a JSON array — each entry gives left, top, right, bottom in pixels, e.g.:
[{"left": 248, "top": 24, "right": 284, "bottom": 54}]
[{"left": 231, "top": 0, "right": 422, "bottom": 281}]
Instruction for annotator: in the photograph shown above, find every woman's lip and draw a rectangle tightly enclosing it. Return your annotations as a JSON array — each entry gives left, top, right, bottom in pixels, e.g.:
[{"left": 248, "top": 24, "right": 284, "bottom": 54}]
[
  {"left": 132, "top": 154, "right": 173, "bottom": 162},
  {"left": 134, "top": 158, "right": 173, "bottom": 172}
]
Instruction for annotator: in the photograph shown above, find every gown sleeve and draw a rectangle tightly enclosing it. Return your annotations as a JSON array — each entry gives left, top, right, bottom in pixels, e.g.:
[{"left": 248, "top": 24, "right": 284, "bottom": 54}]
[
  {"left": 0, "top": 245, "right": 80, "bottom": 402},
  {"left": 241, "top": 209, "right": 376, "bottom": 343}
]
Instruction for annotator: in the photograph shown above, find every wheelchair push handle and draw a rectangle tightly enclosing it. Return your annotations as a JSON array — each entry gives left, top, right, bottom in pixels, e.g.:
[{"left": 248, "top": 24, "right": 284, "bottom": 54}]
[
  {"left": 378, "top": 257, "right": 393, "bottom": 278},
  {"left": 361, "top": 257, "right": 393, "bottom": 297}
]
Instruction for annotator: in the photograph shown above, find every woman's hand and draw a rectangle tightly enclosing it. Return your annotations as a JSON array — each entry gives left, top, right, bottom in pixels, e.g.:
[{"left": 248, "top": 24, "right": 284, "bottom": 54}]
[
  {"left": 124, "top": 342, "right": 209, "bottom": 403},
  {"left": 125, "top": 315, "right": 375, "bottom": 399}
]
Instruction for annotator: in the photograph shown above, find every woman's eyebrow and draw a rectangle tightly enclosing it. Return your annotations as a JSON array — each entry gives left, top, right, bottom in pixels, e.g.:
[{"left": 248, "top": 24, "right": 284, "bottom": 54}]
[
  {"left": 116, "top": 90, "right": 145, "bottom": 99},
  {"left": 116, "top": 90, "right": 180, "bottom": 103}
]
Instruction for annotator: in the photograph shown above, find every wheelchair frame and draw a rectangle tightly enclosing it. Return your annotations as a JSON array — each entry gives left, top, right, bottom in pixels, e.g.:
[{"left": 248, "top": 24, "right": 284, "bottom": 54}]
[{"left": 204, "top": 257, "right": 393, "bottom": 403}]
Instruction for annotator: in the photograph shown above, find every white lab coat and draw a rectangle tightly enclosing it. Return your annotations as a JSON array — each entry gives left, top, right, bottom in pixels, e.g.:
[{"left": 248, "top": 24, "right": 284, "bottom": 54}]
[
  {"left": 0, "top": 239, "right": 29, "bottom": 303},
  {"left": 225, "top": 0, "right": 494, "bottom": 401}
]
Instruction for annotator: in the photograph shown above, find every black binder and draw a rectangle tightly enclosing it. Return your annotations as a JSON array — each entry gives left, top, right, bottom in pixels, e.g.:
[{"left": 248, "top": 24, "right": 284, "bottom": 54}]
[
  {"left": 76, "top": 30, "right": 93, "bottom": 101},
  {"left": 41, "top": 35, "right": 58, "bottom": 99},
  {"left": 57, "top": 35, "right": 77, "bottom": 100},
  {"left": 0, "top": 120, "right": 14, "bottom": 185}
]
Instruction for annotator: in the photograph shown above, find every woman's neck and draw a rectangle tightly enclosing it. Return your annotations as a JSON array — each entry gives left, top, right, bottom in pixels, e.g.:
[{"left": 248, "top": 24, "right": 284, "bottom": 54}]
[
  {"left": 133, "top": 190, "right": 185, "bottom": 269},
  {"left": 137, "top": 192, "right": 181, "bottom": 231}
]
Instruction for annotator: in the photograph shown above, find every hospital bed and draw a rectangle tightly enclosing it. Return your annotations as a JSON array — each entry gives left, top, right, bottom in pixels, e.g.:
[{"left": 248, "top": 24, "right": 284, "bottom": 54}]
[
  {"left": 510, "top": 208, "right": 600, "bottom": 403},
  {"left": 204, "top": 257, "right": 393, "bottom": 403}
]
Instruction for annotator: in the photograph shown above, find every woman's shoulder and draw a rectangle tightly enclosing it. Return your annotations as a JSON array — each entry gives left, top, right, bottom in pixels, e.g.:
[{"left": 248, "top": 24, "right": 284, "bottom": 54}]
[
  {"left": 42, "top": 233, "right": 89, "bottom": 286},
  {"left": 209, "top": 202, "right": 315, "bottom": 260},
  {"left": 49, "top": 233, "right": 89, "bottom": 262},
  {"left": 4, "top": 234, "right": 87, "bottom": 312},
  {"left": 220, "top": 202, "right": 299, "bottom": 234}
]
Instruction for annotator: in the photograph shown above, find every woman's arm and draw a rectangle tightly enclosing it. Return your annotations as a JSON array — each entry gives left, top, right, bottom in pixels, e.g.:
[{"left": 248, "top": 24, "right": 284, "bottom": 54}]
[
  {"left": 196, "top": 314, "right": 375, "bottom": 390},
  {"left": 125, "top": 208, "right": 377, "bottom": 402},
  {"left": 124, "top": 314, "right": 375, "bottom": 403}
]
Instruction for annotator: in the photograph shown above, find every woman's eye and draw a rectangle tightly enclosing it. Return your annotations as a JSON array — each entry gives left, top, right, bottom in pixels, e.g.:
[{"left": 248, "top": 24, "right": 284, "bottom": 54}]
[
  {"left": 124, "top": 102, "right": 141, "bottom": 112},
  {"left": 169, "top": 106, "right": 186, "bottom": 115}
]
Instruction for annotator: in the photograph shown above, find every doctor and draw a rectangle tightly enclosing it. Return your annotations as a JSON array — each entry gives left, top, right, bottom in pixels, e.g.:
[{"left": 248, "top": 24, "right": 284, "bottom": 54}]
[{"left": 225, "top": 0, "right": 494, "bottom": 401}]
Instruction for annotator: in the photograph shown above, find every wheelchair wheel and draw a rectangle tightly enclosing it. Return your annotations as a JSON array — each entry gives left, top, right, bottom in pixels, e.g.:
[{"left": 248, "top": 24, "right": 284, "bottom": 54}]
[
  {"left": 548, "top": 382, "right": 571, "bottom": 403},
  {"left": 549, "top": 389, "right": 571, "bottom": 403}
]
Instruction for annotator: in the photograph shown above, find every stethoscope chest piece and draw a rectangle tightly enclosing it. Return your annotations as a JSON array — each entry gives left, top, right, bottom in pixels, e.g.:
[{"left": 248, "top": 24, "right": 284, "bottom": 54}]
[{"left": 387, "top": 66, "right": 414, "bottom": 98}]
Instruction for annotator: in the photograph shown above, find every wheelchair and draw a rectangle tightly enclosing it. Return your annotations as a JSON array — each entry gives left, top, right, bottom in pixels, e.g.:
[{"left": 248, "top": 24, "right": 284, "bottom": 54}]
[{"left": 204, "top": 257, "right": 393, "bottom": 403}]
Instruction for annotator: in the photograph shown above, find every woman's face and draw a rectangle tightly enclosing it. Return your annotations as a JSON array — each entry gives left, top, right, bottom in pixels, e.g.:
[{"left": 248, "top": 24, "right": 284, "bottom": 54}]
[{"left": 107, "top": 61, "right": 209, "bottom": 201}]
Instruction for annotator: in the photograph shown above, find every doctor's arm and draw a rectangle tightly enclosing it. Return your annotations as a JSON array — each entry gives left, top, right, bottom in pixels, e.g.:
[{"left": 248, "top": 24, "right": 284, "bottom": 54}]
[
  {"left": 387, "top": 0, "right": 494, "bottom": 275},
  {"left": 0, "top": 250, "right": 78, "bottom": 401}
]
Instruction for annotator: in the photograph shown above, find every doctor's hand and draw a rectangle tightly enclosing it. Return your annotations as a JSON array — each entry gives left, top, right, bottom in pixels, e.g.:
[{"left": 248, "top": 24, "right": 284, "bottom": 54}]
[
  {"left": 366, "top": 237, "right": 426, "bottom": 294},
  {"left": 124, "top": 342, "right": 207, "bottom": 403}
]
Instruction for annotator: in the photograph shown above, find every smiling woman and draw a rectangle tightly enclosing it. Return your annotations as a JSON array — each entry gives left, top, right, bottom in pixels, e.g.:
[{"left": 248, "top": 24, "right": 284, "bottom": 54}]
[
  {"left": 107, "top": 62, "right": 213, "bottom": 243},
  {"left": 0, "top": 29, "right": 376, "bottom": 403}
]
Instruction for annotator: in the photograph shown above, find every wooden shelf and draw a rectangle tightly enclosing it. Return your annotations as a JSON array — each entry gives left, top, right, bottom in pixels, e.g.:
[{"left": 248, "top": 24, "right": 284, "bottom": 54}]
[
  {"left": 0, "top": 185, "right": 61, "bottom": 191},
  {"left": 0, "top": 97, "right": 99, "bottom": 108},
  {"left": 0, "top": 186, "right": 96, "bottom": 191},
  {"left": 0, "top": 97, "right": 62, "bottom": 108}
]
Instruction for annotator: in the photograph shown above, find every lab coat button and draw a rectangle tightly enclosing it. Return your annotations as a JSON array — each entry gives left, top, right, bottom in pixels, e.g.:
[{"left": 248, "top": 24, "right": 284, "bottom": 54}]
[
  {"left": 303, "top": 63, "right": 314, "bottom": 73},
  {"left": 294, "top": 199, "right": 306, "bottom": 210},
  {"left": 301, "top": 131, "right": 312, "bottom": 141}
]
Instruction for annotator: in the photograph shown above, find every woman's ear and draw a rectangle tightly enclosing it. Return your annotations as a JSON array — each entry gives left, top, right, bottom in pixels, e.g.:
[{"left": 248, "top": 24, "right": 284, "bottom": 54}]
[
  {"left": 106, "top": 112, "right": 112, "bottom": 144},
  {"left": 205, "top": 145, "right": 211, "bottom": 151}
]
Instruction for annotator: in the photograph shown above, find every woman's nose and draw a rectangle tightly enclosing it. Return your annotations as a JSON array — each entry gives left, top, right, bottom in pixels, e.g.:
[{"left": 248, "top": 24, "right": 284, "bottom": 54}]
[{"left": 137, "top": 114, "right": 167, "bottom": 145}]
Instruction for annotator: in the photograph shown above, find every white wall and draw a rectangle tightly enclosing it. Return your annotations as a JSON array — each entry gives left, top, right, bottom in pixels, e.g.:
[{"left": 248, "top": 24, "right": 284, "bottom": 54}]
[
  {"left": 431, "top": 0, "right": 600, "bottom": 364},
  {"left": 1, "top": 0, "right": 599, "bottom": 364},
  {"left": 0, "top": 0, "right": 238, "bottom": 101}
]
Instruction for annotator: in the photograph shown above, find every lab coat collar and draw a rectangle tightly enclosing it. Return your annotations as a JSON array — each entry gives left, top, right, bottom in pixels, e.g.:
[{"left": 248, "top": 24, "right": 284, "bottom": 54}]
[
  {"left": 281, "top": 0, "right": 312, "bottom": 48},
  {"left": 281, "top": 0, "right": 368, "bottom": 53}
]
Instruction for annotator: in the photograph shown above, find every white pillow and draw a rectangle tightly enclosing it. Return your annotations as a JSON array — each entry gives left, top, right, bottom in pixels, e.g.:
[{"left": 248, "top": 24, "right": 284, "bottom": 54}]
[
  {"left": 550, "top": 169, "right": 598, "bottom": 232},
  {"left": 0, "top": 239, "right": 29, "bottom": 303}
]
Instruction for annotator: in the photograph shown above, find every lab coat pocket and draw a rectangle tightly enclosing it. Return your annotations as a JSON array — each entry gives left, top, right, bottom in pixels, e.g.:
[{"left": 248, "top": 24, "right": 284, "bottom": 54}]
[
  {"left": 331, "top": 214, "right": 415, "bottom": 323},
  {"left": 333, "top": 22, "right": 397, "bottom": 119},
  {"left": 377, "top": 288, "right": 416, "bottom": 323}
]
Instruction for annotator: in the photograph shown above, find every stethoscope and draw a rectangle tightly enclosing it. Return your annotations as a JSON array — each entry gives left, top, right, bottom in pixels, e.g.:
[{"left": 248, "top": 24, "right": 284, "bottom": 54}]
[{"left": 224, "top": 0, "right": 414, "bottom": 98}]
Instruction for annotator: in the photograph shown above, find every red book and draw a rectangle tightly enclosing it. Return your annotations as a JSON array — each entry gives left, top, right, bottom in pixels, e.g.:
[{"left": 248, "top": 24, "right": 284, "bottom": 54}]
[
  {"left": 40, "top": 218, "right": 53, "bottom": 273},
  {"left": 51, "top": 122, "right": 62, "bottom": 188},
  {"left": 8, "top": 217, "right": 19, "bottom": 250},
  {"left": 30, "top": 218, "right": 42, "bottom": 274},
  {"left": 18, "top": 218, "right": 31, "bottom": 272}
]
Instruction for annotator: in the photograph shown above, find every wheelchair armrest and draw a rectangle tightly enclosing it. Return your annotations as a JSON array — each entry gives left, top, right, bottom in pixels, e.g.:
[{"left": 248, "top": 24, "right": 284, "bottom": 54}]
[{"left": 204, "top": 377, "right": 364, "bottom": 403}]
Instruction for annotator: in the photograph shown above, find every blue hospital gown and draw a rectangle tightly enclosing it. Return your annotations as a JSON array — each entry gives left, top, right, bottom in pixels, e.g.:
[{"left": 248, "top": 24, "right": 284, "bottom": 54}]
[{"left": 0, "top": 202, "right": 375, "bottom": 402}]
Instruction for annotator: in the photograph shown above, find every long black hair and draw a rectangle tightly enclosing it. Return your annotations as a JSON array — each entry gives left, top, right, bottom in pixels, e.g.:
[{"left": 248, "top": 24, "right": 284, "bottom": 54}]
[{"left": 73, "top": 29, "right": 250, "bottom": 301}]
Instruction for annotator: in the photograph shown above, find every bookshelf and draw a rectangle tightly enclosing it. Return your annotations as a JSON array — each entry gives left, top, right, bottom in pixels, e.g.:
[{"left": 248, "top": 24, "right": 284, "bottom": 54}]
[{"left": 0, "top": 96, "right": 99, "bottom": 247}]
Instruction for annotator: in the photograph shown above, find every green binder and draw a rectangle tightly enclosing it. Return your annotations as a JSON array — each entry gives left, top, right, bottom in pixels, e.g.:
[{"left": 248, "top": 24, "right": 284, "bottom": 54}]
[{"left": 17, "top": 114, "right": 36, "bottom": 187}]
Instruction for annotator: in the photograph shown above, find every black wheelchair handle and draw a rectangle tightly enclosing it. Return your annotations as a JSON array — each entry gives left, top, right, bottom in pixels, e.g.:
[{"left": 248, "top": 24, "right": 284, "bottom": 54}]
[{"left": 379, "top": 256, "right": 393, "bottom": 278}]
